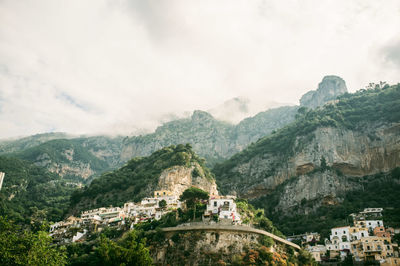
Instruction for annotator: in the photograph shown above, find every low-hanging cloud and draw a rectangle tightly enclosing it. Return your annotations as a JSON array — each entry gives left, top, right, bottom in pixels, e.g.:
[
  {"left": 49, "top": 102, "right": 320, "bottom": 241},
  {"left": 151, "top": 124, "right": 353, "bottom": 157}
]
[{"left": 0, "top": 0, "right": 400, "bottom": 139}]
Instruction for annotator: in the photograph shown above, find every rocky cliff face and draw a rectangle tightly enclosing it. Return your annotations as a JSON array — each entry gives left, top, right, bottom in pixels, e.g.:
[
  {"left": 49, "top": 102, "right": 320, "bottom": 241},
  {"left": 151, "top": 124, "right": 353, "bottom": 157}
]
[
  {"left": 300, "top": 75, "right": 347, "bottom": 108},
  {"left": 157, "top": 164, "right": 218, "bottom": 196},
  {"left": 151, "top": 231, "right": 261, "bottom": 265},
  {"left": 274, "top": 171, "right": 362, "bottom": 212},
  {"left": 121, "top": 107, "right": 297, "bottom": 166},
  {"left": 219, "top": 122, "right": 400, "bottom": 200}
]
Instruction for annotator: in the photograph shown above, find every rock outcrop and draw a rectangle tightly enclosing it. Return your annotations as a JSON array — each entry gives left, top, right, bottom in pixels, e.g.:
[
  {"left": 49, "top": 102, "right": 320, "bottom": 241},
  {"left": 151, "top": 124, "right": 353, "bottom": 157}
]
[
  {"left": 219, "top": 122, "right": 400, "bottom": 199},
  {"left": 274, "top": 171, "right": 362, "bottom": 212},
  {"left": 157, "top": 164, "right": 218, "bottom": 196},
  {"left": 300, "top": 75, "right": 347, "bottom": 108}
]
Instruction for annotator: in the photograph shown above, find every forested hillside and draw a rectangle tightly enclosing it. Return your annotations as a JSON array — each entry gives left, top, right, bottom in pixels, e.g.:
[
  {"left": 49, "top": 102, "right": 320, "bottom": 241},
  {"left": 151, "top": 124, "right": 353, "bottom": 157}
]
[
  {"left": 0, "top": 156, "right": 76, "bottom": 224},
  {"left": 69, "top": 144, "right": 215, "bottom": 213}
]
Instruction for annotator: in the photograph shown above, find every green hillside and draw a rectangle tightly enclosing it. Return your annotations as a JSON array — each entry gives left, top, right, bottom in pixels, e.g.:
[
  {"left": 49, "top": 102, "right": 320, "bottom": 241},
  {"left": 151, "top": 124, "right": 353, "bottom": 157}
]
[
  {"left": 0, "top": 156, "right": 77, "bottom": 224},
  {"left": 69, "top": 144, "right": 214, "bottom": 213}
]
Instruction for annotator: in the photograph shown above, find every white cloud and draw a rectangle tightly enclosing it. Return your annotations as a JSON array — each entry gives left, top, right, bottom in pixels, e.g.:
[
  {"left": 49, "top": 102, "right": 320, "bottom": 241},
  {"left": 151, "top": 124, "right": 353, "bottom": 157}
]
[{"left": 0, "top": 0, "right": 400, "bottom": 138}]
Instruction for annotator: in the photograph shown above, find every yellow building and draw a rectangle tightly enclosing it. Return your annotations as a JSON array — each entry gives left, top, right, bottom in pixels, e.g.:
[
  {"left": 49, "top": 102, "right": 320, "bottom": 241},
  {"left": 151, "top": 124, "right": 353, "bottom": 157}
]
[
  {"left": 154, "top": 190, "right": 173, "bottom": 198},
  {"left": 351, "top": 236, "right": 396, "bottom": 263}
]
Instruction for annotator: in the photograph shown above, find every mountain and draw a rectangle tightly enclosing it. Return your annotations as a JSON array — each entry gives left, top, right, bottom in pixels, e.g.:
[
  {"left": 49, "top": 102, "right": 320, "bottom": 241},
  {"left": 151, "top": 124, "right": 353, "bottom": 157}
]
[
  {"left": 68, "top": 144, "right": 218, "bottom": 214},
  {"left": 0, "top": 75, "right": 348, "bottom": 182},
  {"left": 9, "top": 137, "right": 124, "bottom": 182},
  {"left": 300, "top": 75, "right": 347, "bottom": 108},
  {"left": 120, "top": 111, "right": 236, "bottom": 166},
  {"left": 0, "top": 156, "right": 77, "bottom": 223},
  {"left": 0, "top": 132, "right": 73, "bottom": 154},
  {"left": 213, "top": 82, "right": 400, "bottom": 234}
]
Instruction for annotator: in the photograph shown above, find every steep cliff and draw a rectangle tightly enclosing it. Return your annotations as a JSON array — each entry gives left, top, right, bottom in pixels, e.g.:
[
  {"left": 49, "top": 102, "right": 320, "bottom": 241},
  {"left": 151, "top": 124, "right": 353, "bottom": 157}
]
[
  {"left": 214, "top": 83, "right": 400, "bottom": 199},
  {"left": 157, "top": 165, "right": 218, "bottom": 196},
  {"left": 300, "top": 75, "right": 347, "bottom": 108},
  {"left": 121, "top": 107, "right": 298, "bottom": 167}
]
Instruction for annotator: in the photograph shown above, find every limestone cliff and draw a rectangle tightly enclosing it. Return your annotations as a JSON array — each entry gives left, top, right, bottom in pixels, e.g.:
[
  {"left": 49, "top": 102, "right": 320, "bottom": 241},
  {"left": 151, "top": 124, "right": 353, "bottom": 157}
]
[
  {"left": 300, "top": 75, "right": 347, "bottom": 108},
  {"left": 157, "top": 164, "right": 218, "bottom": 196},
  {"left": 215, "top": 84, "right": 400, "bottom": 204},
  {"left": 218, "top": 123, "right": 400, "bottom": 199}
]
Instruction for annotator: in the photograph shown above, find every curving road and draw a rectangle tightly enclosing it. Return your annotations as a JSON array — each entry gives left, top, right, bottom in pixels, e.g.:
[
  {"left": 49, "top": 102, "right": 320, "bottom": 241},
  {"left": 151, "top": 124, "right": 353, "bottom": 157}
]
[{"left": 161, "top": 223, "right": 300, "bottom": 250}]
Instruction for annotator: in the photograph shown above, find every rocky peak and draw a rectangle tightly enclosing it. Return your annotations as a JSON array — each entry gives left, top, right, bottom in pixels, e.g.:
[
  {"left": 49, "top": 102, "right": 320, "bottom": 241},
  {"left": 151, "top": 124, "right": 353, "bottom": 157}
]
[
  {"left": 191, "top": 110, "right": 214, "bottom": 122},
  {"left": 300, "top": 75, "right": 347, "bottom": 108}
]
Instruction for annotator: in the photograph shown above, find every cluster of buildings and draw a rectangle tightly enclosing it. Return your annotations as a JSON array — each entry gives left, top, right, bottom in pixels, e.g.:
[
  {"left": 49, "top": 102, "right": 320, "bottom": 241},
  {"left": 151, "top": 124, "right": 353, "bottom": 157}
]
[
  {"left": 50, "top": 189, "right": 242, "bottom": 243},
  {"left": 304, "top": 208, "right": 400, "bottom": 265}
]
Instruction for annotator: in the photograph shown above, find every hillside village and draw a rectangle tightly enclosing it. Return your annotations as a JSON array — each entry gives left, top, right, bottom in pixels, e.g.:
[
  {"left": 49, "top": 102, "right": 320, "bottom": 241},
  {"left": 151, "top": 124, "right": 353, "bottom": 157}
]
[
  {"left": 50, "top": 188, "right": 241, "bottom": 244},
  {"left": 292, "top": 208, "right": 400, "bottom": 265}
]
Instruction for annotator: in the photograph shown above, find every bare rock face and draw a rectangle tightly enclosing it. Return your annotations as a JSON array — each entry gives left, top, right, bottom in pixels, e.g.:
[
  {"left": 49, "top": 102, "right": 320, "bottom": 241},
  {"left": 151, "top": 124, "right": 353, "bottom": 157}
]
[
  {"left": 151, "top": 231, "right": 262, "bottom": 265},
  {"left": 222, "top": 122, "right": 400, "bottom": 199},
  {"left": 300, "top": 76, "right": 347, "bottom": 108},
  {"left": 274, "top": 171, "right": 362, "bottom": 212},
  {"left": 157, "top": 164, "right": 218, "bottom": 196}
]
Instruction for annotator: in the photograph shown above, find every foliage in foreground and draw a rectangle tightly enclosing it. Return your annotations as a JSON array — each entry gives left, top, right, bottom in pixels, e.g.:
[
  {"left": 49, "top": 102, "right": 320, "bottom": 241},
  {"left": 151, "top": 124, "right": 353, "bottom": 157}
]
[
  {"left": 67, "top": 230, "right": 152, "bottom": 266},
  {"left": 0, "top": 216, "right": 67, "bottom": 266}
]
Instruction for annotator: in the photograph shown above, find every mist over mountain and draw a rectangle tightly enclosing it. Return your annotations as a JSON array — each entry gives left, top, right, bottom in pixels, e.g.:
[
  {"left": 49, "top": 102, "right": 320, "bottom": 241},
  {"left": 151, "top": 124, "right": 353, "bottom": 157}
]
[
  {"left": 0, "top": 76, "right": 350, "bottom": 181},
  {"left": 208, "top": 96, "right": 290, "bottom": 124}
]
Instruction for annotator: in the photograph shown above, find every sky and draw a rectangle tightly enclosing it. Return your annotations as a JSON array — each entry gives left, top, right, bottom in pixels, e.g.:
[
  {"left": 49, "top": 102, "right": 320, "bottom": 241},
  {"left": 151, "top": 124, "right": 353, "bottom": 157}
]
[{"left": 1, "top": 0, "right": 400, "bottom": 139}]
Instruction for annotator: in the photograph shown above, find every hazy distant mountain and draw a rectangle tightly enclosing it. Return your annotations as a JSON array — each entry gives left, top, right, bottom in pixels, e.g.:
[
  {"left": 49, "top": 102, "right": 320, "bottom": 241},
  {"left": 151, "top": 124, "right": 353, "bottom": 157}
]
[
  {"left": 208, "top": 96, "right": 290, "bottom": 124},
  {"left": 0, "top": 132, "right": 74, "bottom": 154},
  {"left": 1, "top": 76, "right": 349, "bottom": 182}
]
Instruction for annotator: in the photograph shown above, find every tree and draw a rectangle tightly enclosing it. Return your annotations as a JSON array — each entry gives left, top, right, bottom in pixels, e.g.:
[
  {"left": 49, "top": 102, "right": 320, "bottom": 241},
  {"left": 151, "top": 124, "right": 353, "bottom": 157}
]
[
  {"left": 0, "top": 216, "right": 67, "bottom": 266},
  {"left": 95, "top": 231, "right": 152, "bottom": 266},
  {"left": 159, "top": 199, "right": 167, "bottom": 210},
  {"left": 180, "top": 187, "right": 209, "bottom": 220},
  {"left": 320, "top": 156, "right": 327, "bottom": 170}
]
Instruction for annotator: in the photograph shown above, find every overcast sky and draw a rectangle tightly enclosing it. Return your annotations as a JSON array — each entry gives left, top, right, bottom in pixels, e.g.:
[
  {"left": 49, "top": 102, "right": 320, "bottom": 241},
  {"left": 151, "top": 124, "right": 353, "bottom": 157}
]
[{"left": 1, "top": 0, "right": 400, "bottom": 139}]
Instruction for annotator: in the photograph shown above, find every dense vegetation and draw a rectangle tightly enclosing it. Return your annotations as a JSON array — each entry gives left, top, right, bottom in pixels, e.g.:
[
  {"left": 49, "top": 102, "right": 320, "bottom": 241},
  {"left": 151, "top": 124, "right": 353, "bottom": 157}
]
[
  {"left": 69, "top": 144, "right": 214, "bottom": 212},
  {"left": 13, "top": 139, "right": 110, "bottom": 180},
  {"left": 254, "top": 168, "right": 400, "bottom": 238},
  {"left": 66, "top": 230, "right": 152, "bottom": 266},
  {"left": 0, "top": 216, "right": 67, "bottom": 265},
  {"left": 0, "top": 156, "right": 77, "bottom": 224},
  {"left": 213, "top": 83, "right": 400, "bottom": 179}
]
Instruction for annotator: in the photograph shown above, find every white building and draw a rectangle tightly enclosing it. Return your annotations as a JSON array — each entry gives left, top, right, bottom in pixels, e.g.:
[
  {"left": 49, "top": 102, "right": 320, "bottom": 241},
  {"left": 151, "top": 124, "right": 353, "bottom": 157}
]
[
  {"left": 355, "top": 220, "right": 384, "bottom": 232},
  {"left": 204, "top": 195, "right": 241, "bottom": 223},
  {"left": 360, "top": 208, "right": 383, "bottom": 215},
  {"left": 326, "top": 226, "right": 351, "bottom": 255}
]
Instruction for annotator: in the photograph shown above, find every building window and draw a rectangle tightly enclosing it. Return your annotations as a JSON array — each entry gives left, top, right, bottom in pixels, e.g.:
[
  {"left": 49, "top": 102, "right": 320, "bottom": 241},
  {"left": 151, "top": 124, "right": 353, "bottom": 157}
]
[
  {"left": 214, "top": 201, "right": 217, "bottom": 207},
  {"left": 163, "top": 192, "right": 166, "bottom": 195}
]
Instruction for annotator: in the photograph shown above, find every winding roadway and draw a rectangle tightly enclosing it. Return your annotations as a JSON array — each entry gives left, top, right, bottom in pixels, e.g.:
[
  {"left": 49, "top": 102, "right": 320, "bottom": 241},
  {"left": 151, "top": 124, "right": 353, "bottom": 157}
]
[{"left": 161, "top": 223, "right": 301, "bottom": 250}]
